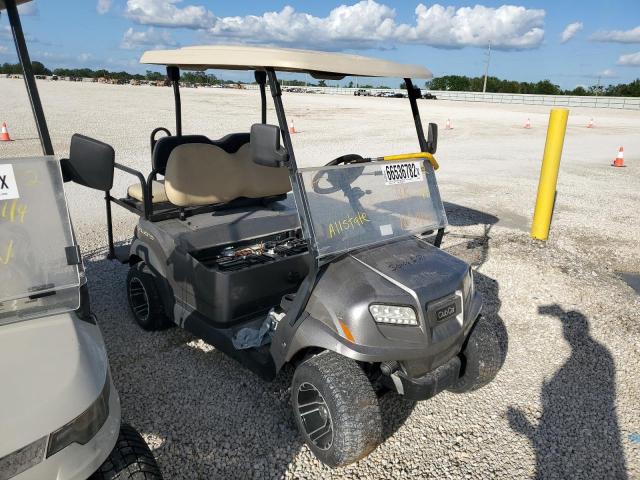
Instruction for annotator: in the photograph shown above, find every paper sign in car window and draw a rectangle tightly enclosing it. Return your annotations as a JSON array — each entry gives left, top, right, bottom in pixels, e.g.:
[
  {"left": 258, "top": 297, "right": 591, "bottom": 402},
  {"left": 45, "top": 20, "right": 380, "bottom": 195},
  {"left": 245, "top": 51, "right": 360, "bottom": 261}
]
[
  {"left": 380, "top": 161, "right": 423, "bottom": 186},
  {"left": 0, "top": 164, "right": 20, "bottom": 200}
]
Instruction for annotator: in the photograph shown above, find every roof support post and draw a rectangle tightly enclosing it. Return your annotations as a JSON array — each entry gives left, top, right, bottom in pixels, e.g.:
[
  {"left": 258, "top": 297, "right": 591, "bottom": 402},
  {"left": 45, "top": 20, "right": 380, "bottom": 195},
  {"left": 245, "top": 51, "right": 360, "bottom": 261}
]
[
  {"left": 166, "top": 66, "right": 182, "bottom": 136},
  {"left": 265, "top": 68, "right": 317, "bottom": 259},
  {"left": 254, "top": 71, "right": 267, "bottom": 124},
  {"left": 5, "top": 0, "right": 54, "bottom": 155},
  {"left": 405, "top": 77, "right": 446, "bottom": 247},
  {"left": 265, "top": 68, "right": 322, "bottom": 346},
  {"left": 405, "top": 78, "right": 428, "bottom": 152}
]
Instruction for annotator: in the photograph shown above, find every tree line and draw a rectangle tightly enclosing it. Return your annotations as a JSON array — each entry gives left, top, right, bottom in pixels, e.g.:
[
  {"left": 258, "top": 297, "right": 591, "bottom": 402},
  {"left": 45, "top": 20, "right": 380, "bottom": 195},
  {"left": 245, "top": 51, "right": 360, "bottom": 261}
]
[
  {"left": 1, "top": 61, "right": 638, "bottom": 96},
  {"left": 425, "top": 75, "right": 640, "bottom": 97},
  {"left": 0, "top": 61, "right": 234, "bottom": 85}
]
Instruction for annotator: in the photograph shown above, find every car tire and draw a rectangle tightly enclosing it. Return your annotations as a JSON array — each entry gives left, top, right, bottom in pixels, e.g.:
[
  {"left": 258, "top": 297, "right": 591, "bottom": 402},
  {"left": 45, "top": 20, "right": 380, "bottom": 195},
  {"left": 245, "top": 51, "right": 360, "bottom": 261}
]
[
  {"left": 91, "top": 423, "right": 162, "bottom": 480},
  {"left": 448, "top": 316, "right": 502, "bottom": 393},
  {"left": 291, "top": 351, "right": 382, "bottom": 467},
  {"left": 126, "top": 263, "right": 169, "bottom": 331}
]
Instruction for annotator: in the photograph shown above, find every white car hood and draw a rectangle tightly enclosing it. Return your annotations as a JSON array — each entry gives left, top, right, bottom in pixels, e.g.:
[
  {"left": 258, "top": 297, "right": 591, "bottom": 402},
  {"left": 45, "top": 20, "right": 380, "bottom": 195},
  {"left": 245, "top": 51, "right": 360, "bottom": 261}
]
[{"left": 0, "top": 312, "right": 109, "bottom": 457}]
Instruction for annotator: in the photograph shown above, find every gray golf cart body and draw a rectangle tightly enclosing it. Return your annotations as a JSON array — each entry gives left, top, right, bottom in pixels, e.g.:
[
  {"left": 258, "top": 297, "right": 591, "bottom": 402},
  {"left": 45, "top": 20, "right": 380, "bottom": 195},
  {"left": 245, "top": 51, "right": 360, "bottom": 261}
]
[{"left": 93, "top": 45, "right": 483, "bottom": 400}]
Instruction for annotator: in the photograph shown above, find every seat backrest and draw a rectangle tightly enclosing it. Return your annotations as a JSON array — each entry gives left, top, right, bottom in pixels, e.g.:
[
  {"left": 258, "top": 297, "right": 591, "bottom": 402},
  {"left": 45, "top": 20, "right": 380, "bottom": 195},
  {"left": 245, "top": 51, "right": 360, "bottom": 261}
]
[
  {"left": 164, "top": 143, "right": 291, "bottom": 207},
  {"left": 152, "top": 133, "right": 250, "bottom": 176}
]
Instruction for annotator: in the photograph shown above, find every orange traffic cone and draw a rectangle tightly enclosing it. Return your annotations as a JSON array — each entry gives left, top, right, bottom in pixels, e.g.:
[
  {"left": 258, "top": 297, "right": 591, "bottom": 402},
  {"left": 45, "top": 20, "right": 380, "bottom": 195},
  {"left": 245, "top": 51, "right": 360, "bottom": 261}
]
[
  {"left": 523, "top": 118, "right": 531, "bottom": 129},
  {"left": 612, "top": 146, "right": 625, "bottom": 167},
  {"left": 587, "top": 118, "right": 595, "bottom": 128},
  {"left": 288, "top": 120, "right": 297, "bottom": 134},
  {"left": 445, "top": 118, "right": 452, "bottom": 130},
  {"left": 0, "top": 123, "right": 11, "bottom": 141}
]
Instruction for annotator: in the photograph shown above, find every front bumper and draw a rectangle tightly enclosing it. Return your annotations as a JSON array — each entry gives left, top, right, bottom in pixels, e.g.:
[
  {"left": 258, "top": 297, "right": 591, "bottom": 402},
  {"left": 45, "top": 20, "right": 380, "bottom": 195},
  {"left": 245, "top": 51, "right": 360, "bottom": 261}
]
[{"left": 386, "top": 355, "right": 461, "bottom": 400}]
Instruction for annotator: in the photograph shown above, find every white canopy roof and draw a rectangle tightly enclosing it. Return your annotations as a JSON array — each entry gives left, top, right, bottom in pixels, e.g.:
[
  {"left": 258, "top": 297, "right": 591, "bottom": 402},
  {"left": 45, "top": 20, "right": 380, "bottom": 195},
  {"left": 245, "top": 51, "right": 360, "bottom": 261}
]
[{"left": 140, "top": 45, "right": 432, "bottom": 80}]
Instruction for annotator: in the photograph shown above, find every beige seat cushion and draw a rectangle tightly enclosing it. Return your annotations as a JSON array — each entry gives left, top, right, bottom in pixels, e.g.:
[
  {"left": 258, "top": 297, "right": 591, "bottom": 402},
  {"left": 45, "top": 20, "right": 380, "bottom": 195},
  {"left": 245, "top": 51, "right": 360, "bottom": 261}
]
[
  {"left": 127, "top": 180, "right": 169, "bottom": 204},
  {"left": 164, "top": 143, "right": 291, "bottom": 207}
]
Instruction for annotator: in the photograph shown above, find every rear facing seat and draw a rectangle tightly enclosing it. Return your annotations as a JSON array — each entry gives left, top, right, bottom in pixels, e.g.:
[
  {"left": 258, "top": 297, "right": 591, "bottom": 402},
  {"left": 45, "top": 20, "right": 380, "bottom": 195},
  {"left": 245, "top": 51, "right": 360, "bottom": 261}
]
[{"left": 126, "top": 133, "right": 253, "bottom": 204}]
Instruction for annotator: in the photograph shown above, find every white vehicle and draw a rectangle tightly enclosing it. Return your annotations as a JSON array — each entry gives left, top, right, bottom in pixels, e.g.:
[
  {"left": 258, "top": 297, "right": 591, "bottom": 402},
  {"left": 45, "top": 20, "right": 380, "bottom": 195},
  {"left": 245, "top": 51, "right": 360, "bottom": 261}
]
[{"left": 0, "top": 1, "right": 162, "bottom": 479}]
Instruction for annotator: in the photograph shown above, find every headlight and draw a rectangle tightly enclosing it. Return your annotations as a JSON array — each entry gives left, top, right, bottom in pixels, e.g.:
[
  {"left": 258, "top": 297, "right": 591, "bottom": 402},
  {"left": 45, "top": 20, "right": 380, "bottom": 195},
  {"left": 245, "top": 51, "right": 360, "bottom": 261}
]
[
  {"left": 462, "top": 268, "right": 473, "bottom": 298},
  {"left": 0, "top": 436, "right": 47, "bottom": 480},
  {"left": 46, "top": 373, "right": 111, "bottom": 458},
  {"left": 369, "top": 304, "right": 418, "bottom": 326}
]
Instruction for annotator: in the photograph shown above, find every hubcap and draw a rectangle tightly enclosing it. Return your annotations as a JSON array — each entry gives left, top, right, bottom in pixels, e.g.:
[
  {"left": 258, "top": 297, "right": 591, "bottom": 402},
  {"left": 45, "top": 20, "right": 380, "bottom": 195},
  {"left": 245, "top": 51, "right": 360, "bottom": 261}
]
[
  {"left": 296, "top": 382, "right": 334, "bottom": 450},
  {"left": 128, "top": 277, "right": 150, "bottom": 322}
]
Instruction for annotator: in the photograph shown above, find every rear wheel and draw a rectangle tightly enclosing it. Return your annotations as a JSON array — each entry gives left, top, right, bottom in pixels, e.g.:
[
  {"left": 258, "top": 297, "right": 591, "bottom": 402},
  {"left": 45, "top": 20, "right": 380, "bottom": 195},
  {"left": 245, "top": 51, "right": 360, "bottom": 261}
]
[
  {"left": 91, "top": 423, "right": 162, "bottom": 480},
  {"left": 448, "top": 316, "right": 502, "bottom": 393},
  {"left": 126, "top": 263, "right": 169, "bottom": 331},
  {"left": 291, "top": 352, "right": 382, "bottom": 467}
]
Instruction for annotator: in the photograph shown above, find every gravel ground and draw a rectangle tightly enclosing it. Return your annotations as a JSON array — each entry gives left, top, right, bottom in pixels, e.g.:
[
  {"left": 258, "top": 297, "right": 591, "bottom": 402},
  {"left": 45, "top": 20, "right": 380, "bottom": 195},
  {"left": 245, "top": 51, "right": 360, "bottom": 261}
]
[{"left": 2, "top": 79, "right": 639, "bottom": 479}]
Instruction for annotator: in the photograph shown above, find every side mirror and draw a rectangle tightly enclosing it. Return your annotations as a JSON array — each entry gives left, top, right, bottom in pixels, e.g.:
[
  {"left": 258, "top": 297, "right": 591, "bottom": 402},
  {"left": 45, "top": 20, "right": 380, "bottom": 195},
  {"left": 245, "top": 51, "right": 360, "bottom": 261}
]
[
  {"left": 250, "top": 123, "right": 289, "bottom": 167},
  {"left": 426, "top": 122, "right": 438, "bottom": 154},
  {"left": 60, "top": 134, "right": 115, "bottom": 191}
]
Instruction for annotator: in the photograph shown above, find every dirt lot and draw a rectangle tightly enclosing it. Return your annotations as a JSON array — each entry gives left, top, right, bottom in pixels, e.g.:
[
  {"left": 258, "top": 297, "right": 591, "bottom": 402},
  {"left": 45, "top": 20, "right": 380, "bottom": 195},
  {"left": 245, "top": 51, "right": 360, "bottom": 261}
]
[{"left": 2, "top": 78, "right": 639, "bottom": 479}]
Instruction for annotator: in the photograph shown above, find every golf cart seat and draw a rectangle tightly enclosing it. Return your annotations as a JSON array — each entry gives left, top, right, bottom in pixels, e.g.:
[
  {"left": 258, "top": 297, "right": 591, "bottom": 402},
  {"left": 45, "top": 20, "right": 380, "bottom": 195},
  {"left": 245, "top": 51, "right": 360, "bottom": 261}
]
[
  {"left": 127, "top": 180, "right": 168, "bottom": 204},
  {"left": 125, "top": 132, "right": 290, "bottom": 208},
  {"left": 125, "top": 133, "right": 251, "bottom": 204},
  {"left": 164, "top": 142, "right": 290, "bottom": 206}
]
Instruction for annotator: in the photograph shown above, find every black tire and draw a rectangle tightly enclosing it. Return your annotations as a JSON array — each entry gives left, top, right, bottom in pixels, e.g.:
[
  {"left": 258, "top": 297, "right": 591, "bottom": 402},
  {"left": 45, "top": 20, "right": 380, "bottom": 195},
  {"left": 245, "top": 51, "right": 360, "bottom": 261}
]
[
  {"left": 126, "top": 263, "right": 168, "bottom": 331},
  {"left": 91, "top": 423, "right": 162, "bottom": 480},
  {"left": 291, "top": 351, "right": 382, "bottom": 467},
  {"left": 448, "top": 316, "right": 502, "bottom": 393}
]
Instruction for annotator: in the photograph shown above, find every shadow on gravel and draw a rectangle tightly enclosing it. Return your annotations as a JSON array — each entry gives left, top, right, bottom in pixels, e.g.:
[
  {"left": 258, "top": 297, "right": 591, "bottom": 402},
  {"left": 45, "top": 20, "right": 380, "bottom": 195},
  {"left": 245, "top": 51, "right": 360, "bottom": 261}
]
[
  {"left": 442, "top": 202, "right": 509, "bottom": 370},
  {"left": 508, "top": 304, "right": 628, "bottom": 479}
]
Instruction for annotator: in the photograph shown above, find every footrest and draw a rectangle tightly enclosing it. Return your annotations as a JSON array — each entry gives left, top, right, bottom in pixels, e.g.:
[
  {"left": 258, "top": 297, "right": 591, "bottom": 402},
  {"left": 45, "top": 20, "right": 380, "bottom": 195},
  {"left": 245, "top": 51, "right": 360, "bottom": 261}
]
[{"left": 109, "top": 244, "right": 131, "bottom": 264}]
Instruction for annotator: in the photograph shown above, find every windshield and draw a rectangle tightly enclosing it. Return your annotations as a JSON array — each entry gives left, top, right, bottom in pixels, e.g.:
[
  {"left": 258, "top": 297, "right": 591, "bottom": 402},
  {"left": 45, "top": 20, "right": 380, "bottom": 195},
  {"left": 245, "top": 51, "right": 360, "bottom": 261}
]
[
  {"left": 298, "top": 159, "right": 447, "bottom": 258},
  {"left": 0, "top": 157, "right": 80, "bottom": 323}
]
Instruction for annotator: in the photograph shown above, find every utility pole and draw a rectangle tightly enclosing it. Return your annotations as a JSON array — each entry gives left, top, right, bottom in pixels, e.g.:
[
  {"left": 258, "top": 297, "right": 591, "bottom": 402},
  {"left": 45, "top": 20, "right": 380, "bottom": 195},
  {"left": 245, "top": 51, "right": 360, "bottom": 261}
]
[
  {"left": 595, "top": 75, "right": 601, "bottom": 98},
  {"left": 482, "top": 41, "right": 492, "bottom": 93}
]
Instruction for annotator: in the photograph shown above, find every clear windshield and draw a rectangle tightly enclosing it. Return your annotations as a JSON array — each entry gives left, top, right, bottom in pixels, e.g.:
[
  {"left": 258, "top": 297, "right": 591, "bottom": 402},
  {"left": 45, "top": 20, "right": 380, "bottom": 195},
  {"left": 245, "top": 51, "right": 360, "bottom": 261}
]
[
  {"left": 0, "top": 156, "right": 80, "bottom": 323},
  {"left": 298, "top": 159, "right": 447, "bottom": 258}
]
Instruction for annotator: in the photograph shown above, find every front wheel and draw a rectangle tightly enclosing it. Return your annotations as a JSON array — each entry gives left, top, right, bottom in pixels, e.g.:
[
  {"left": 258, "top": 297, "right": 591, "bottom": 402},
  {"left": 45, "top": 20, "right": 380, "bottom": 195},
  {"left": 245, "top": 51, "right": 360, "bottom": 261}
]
[
  {"left": 291, "top": 352, "right": 382, "bottom": 467},
  {"left": 91, "top": 423, "right": 162, "bottom": 480}
]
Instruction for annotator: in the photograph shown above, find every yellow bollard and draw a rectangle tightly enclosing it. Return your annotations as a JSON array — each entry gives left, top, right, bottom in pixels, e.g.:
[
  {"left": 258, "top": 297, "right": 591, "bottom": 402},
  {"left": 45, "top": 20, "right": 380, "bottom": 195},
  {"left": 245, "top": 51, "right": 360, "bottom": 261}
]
[{"left": 531, "top": 108, "right": 569, "bottom": 240}]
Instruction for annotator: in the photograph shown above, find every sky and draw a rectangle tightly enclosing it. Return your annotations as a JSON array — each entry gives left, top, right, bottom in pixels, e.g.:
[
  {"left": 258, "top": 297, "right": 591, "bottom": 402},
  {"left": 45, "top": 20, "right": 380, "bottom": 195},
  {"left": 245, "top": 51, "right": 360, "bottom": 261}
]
[{"left": 1, "top": 0, "right": 639, "bottom": 89}]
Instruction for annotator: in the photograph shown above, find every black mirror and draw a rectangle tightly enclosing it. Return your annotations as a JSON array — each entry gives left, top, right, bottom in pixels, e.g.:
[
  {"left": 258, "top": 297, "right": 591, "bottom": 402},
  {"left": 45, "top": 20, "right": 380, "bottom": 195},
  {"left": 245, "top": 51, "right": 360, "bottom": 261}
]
[
  {"left": 250, "top": 123, "right": 288, "bottom": 167},
  {"left": 60, "top": 134, "right": 115, "bottom": 191},
  {"left": 426, "top": 122, "right": 438, "bottom": 154}
]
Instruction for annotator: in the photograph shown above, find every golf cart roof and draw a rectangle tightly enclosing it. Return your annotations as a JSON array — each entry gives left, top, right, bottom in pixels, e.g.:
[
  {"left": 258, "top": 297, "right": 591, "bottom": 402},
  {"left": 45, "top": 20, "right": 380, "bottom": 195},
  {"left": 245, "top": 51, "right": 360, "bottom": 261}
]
[
  {"left": 140, "top": 45, "right": 432, "bottom": 80},
  {"left": 0, "top": 0, "right": 30, "bottom": 9}
]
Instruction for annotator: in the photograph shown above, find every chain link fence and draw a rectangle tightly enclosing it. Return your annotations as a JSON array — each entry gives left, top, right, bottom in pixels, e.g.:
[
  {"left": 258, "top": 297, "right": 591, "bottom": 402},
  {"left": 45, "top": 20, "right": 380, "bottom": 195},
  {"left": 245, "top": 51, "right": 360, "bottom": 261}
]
[{"left": 244, "top": 84, "right": 639, "bottom": 110}]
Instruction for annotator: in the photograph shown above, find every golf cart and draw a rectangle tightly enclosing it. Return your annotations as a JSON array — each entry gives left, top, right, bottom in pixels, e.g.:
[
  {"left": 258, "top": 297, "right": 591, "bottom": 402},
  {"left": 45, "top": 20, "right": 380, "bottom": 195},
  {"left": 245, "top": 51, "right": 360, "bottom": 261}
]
[
  {"left": 0, "top": 1, "right": 161, "bottom": 478},
  {"left": 82, "top": 45, "right": 503, "bottom": 467}
]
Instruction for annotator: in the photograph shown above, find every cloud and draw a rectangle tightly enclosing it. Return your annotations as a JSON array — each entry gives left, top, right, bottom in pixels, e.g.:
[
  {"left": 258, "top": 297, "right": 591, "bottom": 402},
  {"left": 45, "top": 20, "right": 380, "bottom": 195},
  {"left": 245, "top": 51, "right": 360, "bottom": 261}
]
[
  {"left": 77, "top": 53, "right": 93, "bottom": 62},
  {"left": 597, "top": 68, "right": 617, "bottom": 78},
  {"left": 591, "top": 26, "right": 640, "bottom": 43},
  {"left": 17, "top": 1, "right": 38, "bottom": 15},
  {"left": 617, "top": 51, "right": 640, "bottom": 66},
  {"left": 0, "top": 45, "right": 8, "bottom": 53},
  {"left": 121, "top": 27, "right": 178, "bottom": 50},
  {"left": 125, "top": 0, "right": 545, "bottom": 50},
  {"left": 560, "top": 21, "right": 582, "bottom": 43},
  {"left": 97, "top": 0, "right": 113, "bottom": 14},
  {"left": 406, "top": 4, "right": 544, "bottom": 49},
  {"left": 125, "top": 0, "right": 215, "bottom": 29}
]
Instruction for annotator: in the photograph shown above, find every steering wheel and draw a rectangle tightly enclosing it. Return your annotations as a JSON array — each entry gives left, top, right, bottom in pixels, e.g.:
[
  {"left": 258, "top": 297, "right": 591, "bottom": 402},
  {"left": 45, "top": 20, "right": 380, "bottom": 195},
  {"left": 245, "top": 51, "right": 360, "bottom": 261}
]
[{"left": 312, "top": 154, "right": 366, "bottom": 194}]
